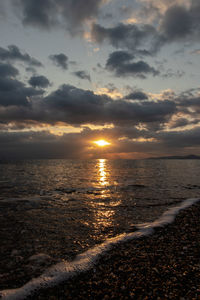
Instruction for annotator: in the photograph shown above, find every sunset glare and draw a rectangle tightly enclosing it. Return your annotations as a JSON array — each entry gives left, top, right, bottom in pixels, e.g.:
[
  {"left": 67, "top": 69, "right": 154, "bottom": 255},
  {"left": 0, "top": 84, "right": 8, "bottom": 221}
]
[{"left": 94, "top": 140, "right": 111, "bottom": 147}]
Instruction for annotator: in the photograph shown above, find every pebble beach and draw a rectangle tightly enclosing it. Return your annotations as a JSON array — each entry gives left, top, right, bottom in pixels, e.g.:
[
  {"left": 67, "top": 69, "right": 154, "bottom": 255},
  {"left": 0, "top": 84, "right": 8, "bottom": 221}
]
[{"left": 23, "top": 202, "right": 200, "bottom": 300}]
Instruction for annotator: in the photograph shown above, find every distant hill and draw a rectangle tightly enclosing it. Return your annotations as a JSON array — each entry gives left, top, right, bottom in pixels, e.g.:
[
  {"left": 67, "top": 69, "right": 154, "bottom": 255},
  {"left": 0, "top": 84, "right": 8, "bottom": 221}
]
[{"left": 148, "top": 154, "right": 200, "bottom": 160}]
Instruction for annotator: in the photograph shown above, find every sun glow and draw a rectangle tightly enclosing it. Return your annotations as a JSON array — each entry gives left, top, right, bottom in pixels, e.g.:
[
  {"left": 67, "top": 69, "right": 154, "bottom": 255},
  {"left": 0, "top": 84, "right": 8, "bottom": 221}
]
[{"left": 94, "top": 139, "right": 111, "bottom": 147}]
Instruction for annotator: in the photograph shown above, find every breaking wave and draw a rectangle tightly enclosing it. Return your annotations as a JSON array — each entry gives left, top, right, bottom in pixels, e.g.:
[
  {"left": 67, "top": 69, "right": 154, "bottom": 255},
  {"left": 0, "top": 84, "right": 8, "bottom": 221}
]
[{"left": 1, "top": 197, "right": 199, "bottom": 300}]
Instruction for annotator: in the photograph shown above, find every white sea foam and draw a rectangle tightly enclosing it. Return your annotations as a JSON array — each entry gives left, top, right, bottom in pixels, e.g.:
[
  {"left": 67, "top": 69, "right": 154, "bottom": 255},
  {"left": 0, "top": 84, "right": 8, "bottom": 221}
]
[{"left": 1, "top": 197, "right": 199, "bottom": 300}]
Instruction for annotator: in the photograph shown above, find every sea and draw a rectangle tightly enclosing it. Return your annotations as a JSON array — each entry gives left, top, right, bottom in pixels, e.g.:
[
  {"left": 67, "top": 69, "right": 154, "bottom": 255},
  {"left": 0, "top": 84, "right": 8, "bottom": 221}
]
[{"left": 1, "top": 159, "right": 200, "bottom": 299}]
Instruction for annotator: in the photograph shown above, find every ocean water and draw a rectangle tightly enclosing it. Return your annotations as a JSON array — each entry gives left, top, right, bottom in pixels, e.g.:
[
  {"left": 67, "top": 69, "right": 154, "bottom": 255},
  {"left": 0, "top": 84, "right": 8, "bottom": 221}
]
[{"left": 1, "top": 159, "right": 200, "bottom": 297}]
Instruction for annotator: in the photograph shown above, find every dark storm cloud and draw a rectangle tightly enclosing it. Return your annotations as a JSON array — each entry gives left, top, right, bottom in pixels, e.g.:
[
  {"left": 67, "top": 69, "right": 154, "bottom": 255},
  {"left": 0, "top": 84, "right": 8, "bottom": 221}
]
[
  {"left": 103, "top": 125, "right": 200, "bottom": 157},
  {"left": 0, "top": 45, "right": 42, "bottom": 67},
  {"left": 0, "top": 80, "right": 43, "bottom": 107},
  {"left": 0, "top": 68, "right": 44, "bottom": 106},
  {"left": 41, "top": 84, "right": 111, "bottom": 124},
  {"left": 26, "top": 66, "right": 37, "bottom": 73},
  {"left": 181, "top": 96, "right": 200, "bottom": 110},
  {"left": 28, "top": 75, "right": 50, "bottom": 88},
  {"left": 125, "top": 91, "right": 148, "bottom": 101},
  {"left": 0, "top": 83, "right": 176, "bottom": 127},
  {"left": 91, "top": 23, "right": 163, "bottom": 55},
  {"left": 19, "top": 0, "right": 56, "bottom": 29},
  {"left": 0, "top": 63, "right": 38, "bottom": 106},
  {"left": 57, "top": 0, "right": 103, "bottom": 28},
  {"left": 13, "top": 0, "right": 103, "bottom": 33},
  {"left": 158, "top": 126, "right": 200, "bottom": 148},
  {"left": 106, "top": 51, "right": 159, "bottom": 78},
  {"left": 0, "top": 131, "right": 62, "bottom": 159},
  {"left": 161, "top": 5, "right": 192, "bottom": 40},
  {"left": 169, "top": 118, "right": 200, "bottom": 129},
  {"left": 73, "top": 70, "right": 91, "bottom": 81},
  {"left": 161, "top": 1, "right": 200, "bottom": 41},
  {"left": 0, "top": 63, "right": 19, "bottom": 78},
  {"left": 176, "top": 96, "right": 200, "bottom": 120},
  {"left": 107, "top": 98, "right": 175, "bottom": 125},
  {"left": 145, "top": 0, "right": 200, "bottom": 43},
  {"left": 49, "top": 54, "right": 68, "bottom": 70},
  {"left": 4, "top": 76, "right": 200, "bottom": 135},
  {"left": 107, "top": 51, "right": 133, "bottom": 64},
  {"left": 164, "top": 93, "right": 200, "bottom": 128},
  {"left": 175, "top": 91, "right": 200, "bottom": 107},
  {"left": 43, "top": 84, "right": 175, "bottom": 125},
  {"left": 0, "top": 130, "right": 92, "bottom": 159},
  {"left": 92, "top": 1, "right": 200, "bottom": 55}
]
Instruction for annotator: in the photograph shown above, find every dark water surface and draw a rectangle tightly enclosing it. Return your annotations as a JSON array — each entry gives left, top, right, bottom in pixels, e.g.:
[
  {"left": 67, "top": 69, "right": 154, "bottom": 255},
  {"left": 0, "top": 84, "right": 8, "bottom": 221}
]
[{"left": 1, "top": 159, "right": 200, "bottom": 289}]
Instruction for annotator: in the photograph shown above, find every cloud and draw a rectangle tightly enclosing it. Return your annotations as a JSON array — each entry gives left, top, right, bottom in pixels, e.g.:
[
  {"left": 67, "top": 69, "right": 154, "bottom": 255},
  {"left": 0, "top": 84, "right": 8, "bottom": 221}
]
[
  {"left": 49, "top": 53, "right": 68, "bottom": 70},
  {"left": 73, "top": 70, "right": 91, "bottom": 81},
  {"left": 0, "top": 78, "right": 199, "bottom": 159},
  {"left": 0, "top": 127, "right": 153, "bottom": 159},
  {"left": 168, "top": 117, "right": 200, "bottom": 129},
  {"left": 0, "top": 1, "right": 6, "bottom": 20},
  {"left": 28, "top": 75, "right": 50, "bottom": 88},
  {"left": 1, "top": 68, "right": 197, "bottom": 137},
  {"left": 91, "top": 1, "right": 200, "bottom": 56},
  {"left": 95, "top": 84, "right": 123, "bottom": 99},
  {"left": 91, "top": 22, "right": 162, "bottom": 55},
  {"left": 0, "top": 77, "right": 43, "bottom": 107},
  {"left": 19, "top": 0, "right": 56, "bottom": 29},
  {"left": 161, "top": 5, "right": 192, "bottom": 40},
  {"left": 177, "top": 95, "right": 200, "bottom": 117},
  {"left": 1, "top": 124, "right": 200, "bottom": 159},
  {"left": 106, "top": 51, "right": 159, "bottom": 78},
  {"left": 125, "top": 91, "right": 148, "bottom": 100},
  {"left": 0, "top": 83, "right": 176, "bottom": 127},
  {"left": 159, "top": 1, "right": 200, "bottom": 42},
  {"left": 157, "top": 126, "right": 200, "bottom": 148},
  {"left": 0, "top": 64, "right": 44, "bottom": 107},
  {"left": 41, "top": 84, "right": 110, "bottom": 124},
  {"left": 0, "top": 63, "right": 19, "bottom": 78},
  {"left": 0, "top": 130, "right": 94, "bottom": 159},
  {"left": 0, "top": 45, "right": 42, "bottom": 66},
  {"left": 13, "top": 0, "right": 104, "bottom": 33},
  {"left": 41, "top": 84, "right": 175, "bottom": 125},
  {"left": 159, "top": 66, "right": 185, "bottom": 79}
]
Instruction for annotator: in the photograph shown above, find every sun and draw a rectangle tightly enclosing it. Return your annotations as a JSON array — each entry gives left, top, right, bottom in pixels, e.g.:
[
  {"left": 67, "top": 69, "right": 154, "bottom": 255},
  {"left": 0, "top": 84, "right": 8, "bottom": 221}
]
[{"left": 93, "top": 139, "right": 111, "bottom": 147}]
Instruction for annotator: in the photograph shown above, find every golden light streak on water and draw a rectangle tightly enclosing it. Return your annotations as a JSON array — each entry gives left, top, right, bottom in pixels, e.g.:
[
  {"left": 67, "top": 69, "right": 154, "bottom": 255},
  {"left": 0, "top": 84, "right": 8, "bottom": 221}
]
[{"left": 98, "top": 158, "right": 109, "bottom": 188}]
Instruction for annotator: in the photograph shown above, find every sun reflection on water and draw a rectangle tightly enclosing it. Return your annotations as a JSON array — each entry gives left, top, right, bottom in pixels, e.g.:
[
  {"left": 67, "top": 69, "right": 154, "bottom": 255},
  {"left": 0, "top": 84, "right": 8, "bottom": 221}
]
[
  {"left": 98, "top": 159, "right": 108, "bottom": 187},
  {"left": 89, "top": 159, "right": 121, "bottom": 232}
]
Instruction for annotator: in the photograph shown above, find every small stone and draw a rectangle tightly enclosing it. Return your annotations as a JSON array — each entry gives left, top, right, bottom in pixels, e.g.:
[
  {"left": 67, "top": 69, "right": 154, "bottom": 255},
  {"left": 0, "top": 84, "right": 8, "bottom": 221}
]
[{"left": 11, "top": 249, "right": 19, "bottom": 256}]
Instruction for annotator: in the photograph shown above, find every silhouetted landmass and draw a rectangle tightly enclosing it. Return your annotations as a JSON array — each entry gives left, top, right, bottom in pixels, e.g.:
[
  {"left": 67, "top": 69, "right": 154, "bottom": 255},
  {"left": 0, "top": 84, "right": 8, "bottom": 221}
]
[{"left": 148, "top": 154, "right": 200, "bottom": 160}]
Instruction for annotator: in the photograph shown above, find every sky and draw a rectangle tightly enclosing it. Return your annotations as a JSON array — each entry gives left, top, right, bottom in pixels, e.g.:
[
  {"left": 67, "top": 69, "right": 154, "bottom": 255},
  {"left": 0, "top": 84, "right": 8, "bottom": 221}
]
[{"left": 0, "top": 0, "right": 200, "bottom": 159}]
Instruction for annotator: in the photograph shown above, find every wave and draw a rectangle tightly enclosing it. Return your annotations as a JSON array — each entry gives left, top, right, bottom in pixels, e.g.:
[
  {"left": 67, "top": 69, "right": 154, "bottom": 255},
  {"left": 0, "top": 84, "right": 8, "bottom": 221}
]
[{"left": 1, "top": 197, "right": 199, "bottom": 300}]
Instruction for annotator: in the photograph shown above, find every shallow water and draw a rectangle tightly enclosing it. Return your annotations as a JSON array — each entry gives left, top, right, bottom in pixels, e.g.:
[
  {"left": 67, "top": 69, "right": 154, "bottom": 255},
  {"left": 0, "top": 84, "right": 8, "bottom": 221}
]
[{"left": 1, "top": 159, "right": 200, "bottom": 290}]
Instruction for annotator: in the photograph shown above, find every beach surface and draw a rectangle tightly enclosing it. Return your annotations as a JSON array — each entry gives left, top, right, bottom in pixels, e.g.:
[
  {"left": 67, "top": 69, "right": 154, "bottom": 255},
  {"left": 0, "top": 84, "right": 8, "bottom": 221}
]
[{"left": 22, "top": 202, "right": 200, "bottom": 299}]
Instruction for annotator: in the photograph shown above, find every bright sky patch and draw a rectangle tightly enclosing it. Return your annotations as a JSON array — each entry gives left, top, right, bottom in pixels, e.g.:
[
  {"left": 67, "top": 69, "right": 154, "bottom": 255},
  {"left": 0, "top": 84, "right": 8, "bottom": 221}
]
[{"left": 94, "top": 140, "right": 111, "bottom": 147}]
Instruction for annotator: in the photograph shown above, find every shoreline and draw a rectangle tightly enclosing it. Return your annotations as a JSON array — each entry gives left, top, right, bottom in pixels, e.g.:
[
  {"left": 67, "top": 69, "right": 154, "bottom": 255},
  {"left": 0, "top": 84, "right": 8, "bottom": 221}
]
[
  {"left": 33, "top": 202, "right": 200, "bottom": 299},
  {"left": 1, "top": 199, "right": 200, "bottom": 299}
]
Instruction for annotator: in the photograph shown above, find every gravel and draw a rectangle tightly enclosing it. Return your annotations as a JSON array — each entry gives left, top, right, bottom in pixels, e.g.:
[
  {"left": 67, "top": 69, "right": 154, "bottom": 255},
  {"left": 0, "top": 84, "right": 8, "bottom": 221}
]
[{"left": 26, "top": 203, "right": 200, "bottom": 299}]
